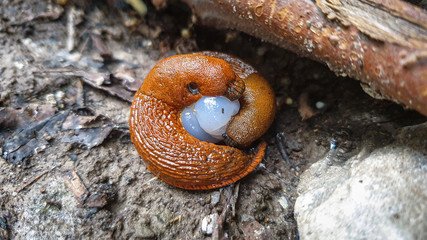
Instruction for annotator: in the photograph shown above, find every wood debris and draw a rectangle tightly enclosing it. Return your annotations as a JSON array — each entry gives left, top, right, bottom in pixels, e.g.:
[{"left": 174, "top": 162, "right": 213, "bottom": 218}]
[
  {"left": 2, "top": 111, "right": 69, "bottom": 165},
  {"left": 63, "top": 169, "right": 89, "bottom": 204},
  {"left": 61, "top": 114, "right": 114, "bottom": 149},
  {"left": 177, "top": 0, "right": 427, "bottom": 116},
  {"left": 212, "top": 183, "right": 240, "bottom": 240},
  {"left": 63, "top": 169, "right": 115, "bottom": 208}
]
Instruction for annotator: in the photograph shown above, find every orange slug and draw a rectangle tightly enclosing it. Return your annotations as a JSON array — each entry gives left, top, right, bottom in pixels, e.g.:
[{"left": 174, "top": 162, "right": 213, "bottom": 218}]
[
  {"left": 201, "top": 52, "right": 276, "bottom": 147},
  {"left": 129, "top": 52, "right": 275, "bottom": 190}
]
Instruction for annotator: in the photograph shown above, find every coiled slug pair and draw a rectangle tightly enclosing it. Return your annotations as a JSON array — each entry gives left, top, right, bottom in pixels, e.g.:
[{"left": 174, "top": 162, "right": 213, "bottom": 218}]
[{"left": 129, "top": 51, "right": 275, "bottom": 190}]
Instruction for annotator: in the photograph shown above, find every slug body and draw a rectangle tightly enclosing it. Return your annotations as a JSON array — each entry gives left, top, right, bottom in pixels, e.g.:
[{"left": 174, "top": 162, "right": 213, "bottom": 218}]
[
  {"left": 129, "top": 52, "right": 275, "bottom": 190},
  {"left": 201, "top": 52, "right": 276, "bottom": 147}
]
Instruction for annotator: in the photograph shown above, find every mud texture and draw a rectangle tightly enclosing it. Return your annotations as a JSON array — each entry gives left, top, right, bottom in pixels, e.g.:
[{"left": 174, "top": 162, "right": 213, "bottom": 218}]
[{"left": 0, "top": 1, "right": 425, "bottom": 239}]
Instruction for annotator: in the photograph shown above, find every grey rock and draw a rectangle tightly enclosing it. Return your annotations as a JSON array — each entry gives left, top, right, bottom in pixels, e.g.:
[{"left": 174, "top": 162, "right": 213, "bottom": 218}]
[{"left": 295, "top": 123, "right": 427, "bottom": 240}]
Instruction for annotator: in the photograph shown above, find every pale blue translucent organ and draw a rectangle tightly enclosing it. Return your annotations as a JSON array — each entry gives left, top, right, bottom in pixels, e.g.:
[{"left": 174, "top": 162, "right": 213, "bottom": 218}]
[
  {"left": 181, "top": 107, "right": 219, "bottom": 143},
  {"left": 181, "top": 96, "right": 240, "bottom": 143}
]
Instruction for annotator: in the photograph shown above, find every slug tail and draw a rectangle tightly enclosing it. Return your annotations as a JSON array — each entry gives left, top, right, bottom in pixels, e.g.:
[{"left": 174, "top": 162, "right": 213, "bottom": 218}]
[
  {"left": 249, "top": 141, "right": 267, "bottom": 172},
  {"left": 194, "top": 141, "right": 267, "bottom": 190},
  {"left": 232, "top": 141, "right": 267, "bottom": 183}
]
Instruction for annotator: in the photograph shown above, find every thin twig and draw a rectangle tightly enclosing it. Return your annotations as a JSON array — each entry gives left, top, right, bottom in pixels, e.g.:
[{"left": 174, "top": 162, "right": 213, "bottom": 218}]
[
  {"left": 66, "top": 6, "right": 76, "bottom": 52},
  {"left": 276, "top": 132, "right": 293, "bottom": 167},
  {"left": 141, "top": 177, "right": 158, "bottom": 186},
  {"left": 18, "top": 166, "right": 57, "bottom": 193},
  {"left": 212, "top": 183, "right": 240, "bottom": 240}
]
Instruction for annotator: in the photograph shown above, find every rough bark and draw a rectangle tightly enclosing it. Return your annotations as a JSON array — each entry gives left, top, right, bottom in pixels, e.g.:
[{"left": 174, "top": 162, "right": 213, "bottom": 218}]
[{"left": 178, "top": 0, "right": 427, "bottom": 116}]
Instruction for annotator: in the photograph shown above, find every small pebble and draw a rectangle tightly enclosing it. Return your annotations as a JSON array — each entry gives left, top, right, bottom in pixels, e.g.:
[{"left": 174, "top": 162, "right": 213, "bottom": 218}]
[
  {"left": 330, "top": 139, "right": 337, "bottom": 151},
  {"left": 201, "top": 213, "right": 219, "bottom": 236},
  {"left": 278, "top": 195, "right": 289, "bottom": 210},
  {"left": 14, "top": 61, "right": 25, "bottom": 69},
  {"left": 55, "top": 90, "right": 65, "bottom": 101},
  {"left": 45, "top": 94, "right": 56, "bottom": 106},
  {"left": 211, "top": 191, "right": 221, "bottom": 206},
  {"left": 94, "top": 75, "right": 105, "bottom": 86},
  {"left": 141, "top": 39, "right": 152, "bottom": 48},
  {"left": 181, "top": 28, "right": 191, "bottom": 39},
  {"left": 316, "top": 101, "right": 326, "bottom": 109},
  {"left": 124, "top": 17, "right": 138, "bottom": 27},
  {"left": 191, "top": 15, "right": 197, "bottom": 24}
]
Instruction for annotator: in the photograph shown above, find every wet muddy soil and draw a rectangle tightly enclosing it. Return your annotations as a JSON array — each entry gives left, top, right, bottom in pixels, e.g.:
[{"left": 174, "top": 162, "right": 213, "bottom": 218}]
[{"left": 1, "top": 1, "right": 425, "bottom": 239}]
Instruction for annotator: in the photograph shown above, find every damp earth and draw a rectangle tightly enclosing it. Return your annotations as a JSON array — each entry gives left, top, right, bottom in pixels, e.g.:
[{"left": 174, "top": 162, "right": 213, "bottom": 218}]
[{"left": 1, "top": 1, "right": 426, "bottom": 239}]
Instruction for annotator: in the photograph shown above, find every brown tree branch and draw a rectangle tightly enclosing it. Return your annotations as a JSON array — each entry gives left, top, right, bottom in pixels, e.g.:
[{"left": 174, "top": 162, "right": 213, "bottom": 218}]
[{"left": 178, "top": 0, "right": 427, "bottom": 116}]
